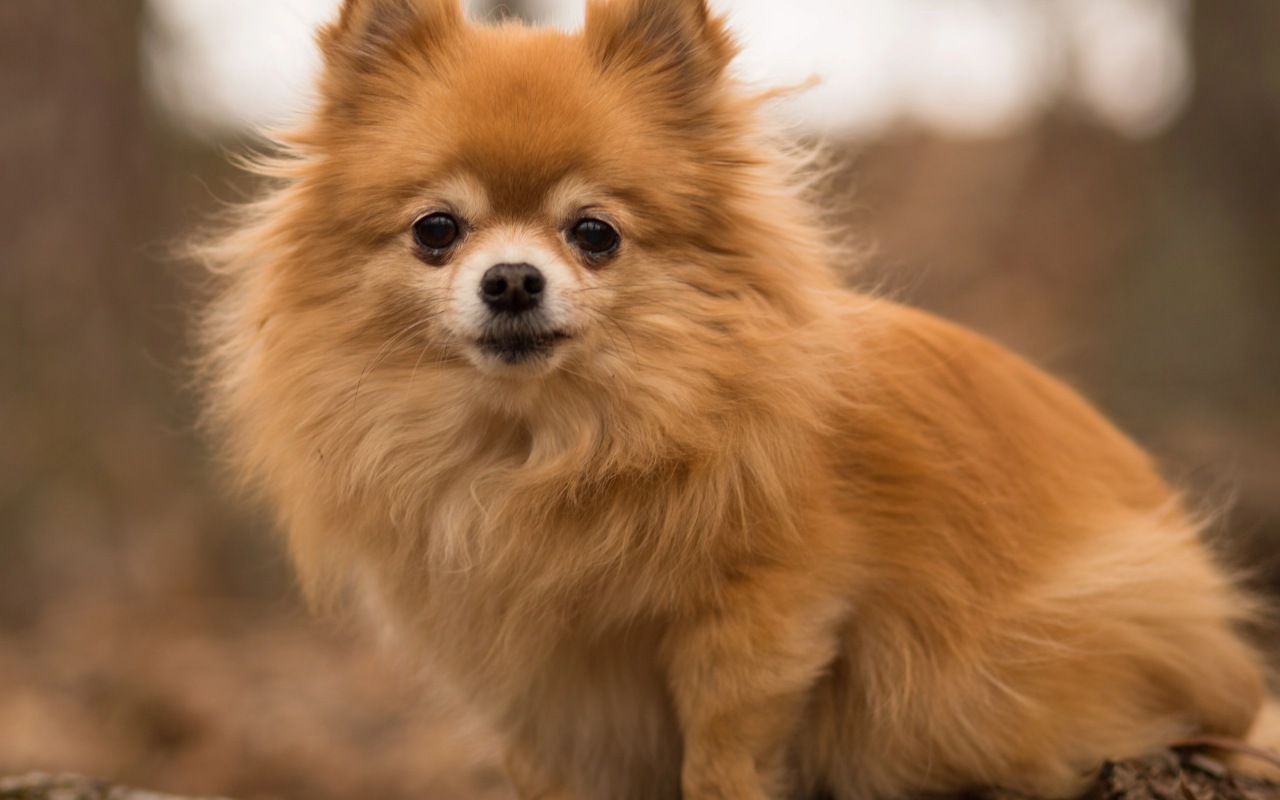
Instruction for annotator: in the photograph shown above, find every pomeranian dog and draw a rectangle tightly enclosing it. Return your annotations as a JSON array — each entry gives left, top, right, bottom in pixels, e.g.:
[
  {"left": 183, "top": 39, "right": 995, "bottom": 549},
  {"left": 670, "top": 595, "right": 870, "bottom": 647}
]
[{"left": 198, "top": 0, "right": 1277, "bottom": 797}]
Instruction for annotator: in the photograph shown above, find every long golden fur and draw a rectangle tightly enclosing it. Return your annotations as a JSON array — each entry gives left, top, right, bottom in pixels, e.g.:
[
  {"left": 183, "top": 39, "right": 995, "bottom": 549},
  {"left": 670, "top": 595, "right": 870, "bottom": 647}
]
[{"left": 198, "top": 0, "right": 1276, "bottom": 797}]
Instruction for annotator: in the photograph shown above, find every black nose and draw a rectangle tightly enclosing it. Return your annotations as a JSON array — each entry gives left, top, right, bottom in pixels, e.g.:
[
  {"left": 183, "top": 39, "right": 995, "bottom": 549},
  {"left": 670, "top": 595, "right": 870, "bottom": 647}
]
[{"left": 481, "top": 263, "right": 545, "bottom": 314}]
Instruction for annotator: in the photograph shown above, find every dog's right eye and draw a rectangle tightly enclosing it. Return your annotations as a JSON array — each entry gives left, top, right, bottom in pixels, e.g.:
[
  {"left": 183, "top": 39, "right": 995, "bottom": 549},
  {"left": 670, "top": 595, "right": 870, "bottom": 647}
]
[
  {"left": 412, "top": 213, "right": 461, "bottom": 253},
  {"left": 570, "top": 218, "right": 620, "bottom": 257}
]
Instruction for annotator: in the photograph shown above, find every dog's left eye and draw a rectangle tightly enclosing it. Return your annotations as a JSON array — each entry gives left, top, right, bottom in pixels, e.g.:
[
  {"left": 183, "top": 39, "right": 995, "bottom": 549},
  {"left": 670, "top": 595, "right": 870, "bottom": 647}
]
[
  {"left": 570, "top": 218, "right": 620, "bottom": 257},
  {"left": 412, "top": 212, "right": 461, "bottom": 253}
]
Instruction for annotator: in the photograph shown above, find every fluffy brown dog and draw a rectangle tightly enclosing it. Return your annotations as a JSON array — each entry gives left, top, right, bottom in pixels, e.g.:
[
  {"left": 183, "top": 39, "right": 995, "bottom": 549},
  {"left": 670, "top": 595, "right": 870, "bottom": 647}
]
[{"left": 199, "top": 0, "right": 1276, "bottom": 797}]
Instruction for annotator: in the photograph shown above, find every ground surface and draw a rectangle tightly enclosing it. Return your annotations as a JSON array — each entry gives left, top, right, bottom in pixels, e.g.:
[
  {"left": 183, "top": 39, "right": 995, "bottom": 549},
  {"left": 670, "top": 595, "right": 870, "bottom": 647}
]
[
  {"left": 0, "top": 596, "right": 507, "bottom": 800},
  {"left": 4, "top": 750, "right": 1279, "bottom": 800},
  {"left": 980, "top": 749, "right": 1280, "bottom": 800},
  {"left": 0, "top": 773, "right": 225, "bottom": 800},
  {"left": 4, "top": 594, "right": 1280, "bottom": 800}
]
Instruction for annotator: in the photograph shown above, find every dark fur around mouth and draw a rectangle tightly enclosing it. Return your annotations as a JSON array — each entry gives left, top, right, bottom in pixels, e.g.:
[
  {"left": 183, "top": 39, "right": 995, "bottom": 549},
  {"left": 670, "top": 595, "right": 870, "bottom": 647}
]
[{"left": 478, "top": 331, "right": 569, "bottom": 363}]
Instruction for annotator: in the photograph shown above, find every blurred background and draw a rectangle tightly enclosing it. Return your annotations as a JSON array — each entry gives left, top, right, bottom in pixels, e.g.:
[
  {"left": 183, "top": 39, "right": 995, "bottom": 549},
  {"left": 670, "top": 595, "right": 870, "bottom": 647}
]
[{"left": 1, "top": 0, "right": 1277, "bottom": 797}]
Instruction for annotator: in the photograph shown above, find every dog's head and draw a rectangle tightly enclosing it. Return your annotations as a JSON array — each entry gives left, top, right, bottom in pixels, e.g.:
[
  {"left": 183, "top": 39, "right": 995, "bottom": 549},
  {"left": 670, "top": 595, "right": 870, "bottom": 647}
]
[
  {"left": 208, "top": 0, "right": 840, "bottom": 460},
  {"left": 255, "top": 0, "right": 827, "bottom": 387}
]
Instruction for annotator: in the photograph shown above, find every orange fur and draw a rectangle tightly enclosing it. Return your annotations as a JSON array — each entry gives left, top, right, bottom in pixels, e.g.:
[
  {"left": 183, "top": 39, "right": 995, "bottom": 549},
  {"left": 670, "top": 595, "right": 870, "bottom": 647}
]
[{"left": 197, "top": 1, "right": 1274, "bottom": 797}]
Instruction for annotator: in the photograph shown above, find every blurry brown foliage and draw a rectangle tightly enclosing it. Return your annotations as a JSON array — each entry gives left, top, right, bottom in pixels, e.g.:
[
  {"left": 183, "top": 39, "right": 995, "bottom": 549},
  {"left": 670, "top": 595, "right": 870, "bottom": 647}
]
[{"left": 0, "top": 1, "right": 1276, "bottom": 798}]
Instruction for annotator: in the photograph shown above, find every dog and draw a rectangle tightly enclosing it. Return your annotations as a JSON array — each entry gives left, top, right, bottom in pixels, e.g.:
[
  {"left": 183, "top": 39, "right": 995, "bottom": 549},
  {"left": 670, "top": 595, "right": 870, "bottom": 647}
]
[{"left": 197, "top": 0, "right": 1277, "bottom": 797}]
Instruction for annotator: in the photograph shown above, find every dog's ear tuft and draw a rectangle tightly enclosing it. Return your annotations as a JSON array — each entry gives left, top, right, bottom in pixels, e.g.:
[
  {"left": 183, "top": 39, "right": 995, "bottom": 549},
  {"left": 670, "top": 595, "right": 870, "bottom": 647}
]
[
  {"left": 320, "top": 0, "right": 463, "bottom": 72},
  {"left": 584, "top": 0, "right": 736, "bottom": 97}
]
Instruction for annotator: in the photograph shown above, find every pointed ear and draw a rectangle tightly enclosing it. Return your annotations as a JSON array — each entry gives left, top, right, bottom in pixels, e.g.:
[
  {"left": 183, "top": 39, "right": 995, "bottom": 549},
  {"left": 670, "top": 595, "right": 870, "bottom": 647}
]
[
  {"left": 319, "top": 0, "right": 463, "bottom": 73},
  {"left": 584, "top": 0, "right": 736, "bottom": 96}
]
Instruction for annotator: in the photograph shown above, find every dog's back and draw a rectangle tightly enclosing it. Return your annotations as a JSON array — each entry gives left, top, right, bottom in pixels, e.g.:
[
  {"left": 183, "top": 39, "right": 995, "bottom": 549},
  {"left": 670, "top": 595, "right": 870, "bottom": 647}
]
[{"left": 799, "top": 299, "right": 1268, "bottom": 797}]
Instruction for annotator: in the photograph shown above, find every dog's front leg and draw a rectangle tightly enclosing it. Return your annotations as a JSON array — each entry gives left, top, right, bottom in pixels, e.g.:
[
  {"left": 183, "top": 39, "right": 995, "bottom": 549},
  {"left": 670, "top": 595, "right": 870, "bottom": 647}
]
[{"left": 664, "top": 573, "right": 846, "bottom": 800}]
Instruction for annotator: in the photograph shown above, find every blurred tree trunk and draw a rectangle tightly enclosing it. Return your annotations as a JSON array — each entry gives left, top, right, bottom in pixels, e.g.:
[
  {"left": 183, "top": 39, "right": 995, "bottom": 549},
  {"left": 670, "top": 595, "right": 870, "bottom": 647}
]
[
  {"left": 1114, "top": 0, "right": 1280, "bottom": 408},
  {"left": 0, "top": 0, "right": 213, "bottom": 625}
]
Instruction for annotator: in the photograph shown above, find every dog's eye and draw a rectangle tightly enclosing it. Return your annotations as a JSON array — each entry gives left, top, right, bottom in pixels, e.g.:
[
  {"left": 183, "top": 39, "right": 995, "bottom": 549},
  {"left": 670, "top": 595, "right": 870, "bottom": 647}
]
[
  {"left": 412, "top": 213, "right": 460, "bottom": 253},
  {"left": 570, "top": 218, "right": 620, "bottom": 257}
]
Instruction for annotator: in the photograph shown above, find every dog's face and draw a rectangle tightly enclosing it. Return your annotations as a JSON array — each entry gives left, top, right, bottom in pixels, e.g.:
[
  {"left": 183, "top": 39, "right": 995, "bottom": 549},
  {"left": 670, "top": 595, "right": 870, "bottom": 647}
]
[
  {"left": 325, "top": 32, "right": 641, "bottom": 377},
  {"left": 267, "top": 0, "right": 786, "bottom": 391}
]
